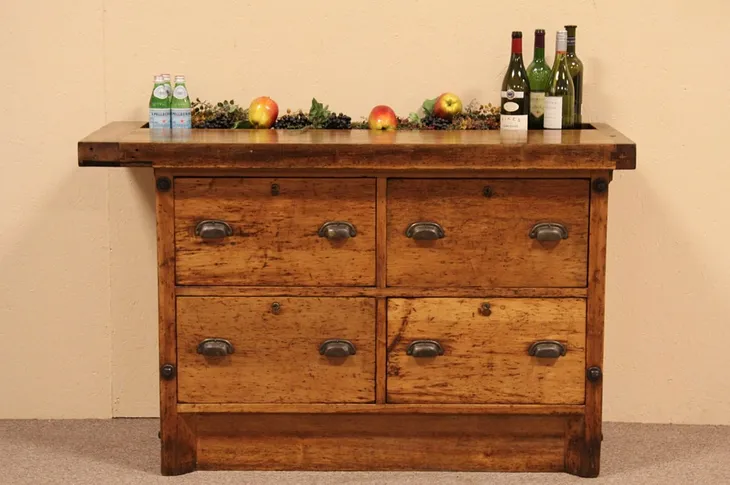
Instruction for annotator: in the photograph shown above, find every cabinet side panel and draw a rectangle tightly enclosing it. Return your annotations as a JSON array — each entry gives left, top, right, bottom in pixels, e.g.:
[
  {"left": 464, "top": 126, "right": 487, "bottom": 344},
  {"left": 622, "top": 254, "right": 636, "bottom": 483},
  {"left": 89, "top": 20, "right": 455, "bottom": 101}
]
[{"left": 156, "top": 171, "right": 195, "bottom": 475}]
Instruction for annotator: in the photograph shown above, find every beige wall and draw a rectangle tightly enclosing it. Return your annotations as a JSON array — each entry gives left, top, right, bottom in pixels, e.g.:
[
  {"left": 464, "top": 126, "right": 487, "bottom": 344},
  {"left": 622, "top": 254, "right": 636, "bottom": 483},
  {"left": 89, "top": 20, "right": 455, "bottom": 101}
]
[{"left": 1, "top": 1, "right": 728, "bottom": 424}]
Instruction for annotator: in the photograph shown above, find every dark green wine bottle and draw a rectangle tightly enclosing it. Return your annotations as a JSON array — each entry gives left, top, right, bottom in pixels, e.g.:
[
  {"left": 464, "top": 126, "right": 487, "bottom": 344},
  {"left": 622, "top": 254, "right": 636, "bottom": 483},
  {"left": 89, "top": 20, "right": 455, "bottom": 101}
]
[
  {"left": 526, "top": 29, "right": 551, "bottom": 129},
  {"left": 565, "top": 25, "right": 584, "bottom": 126},
  {"left": 544, "top": 30, "right": 575, "bottom": 130},
  {"left": 500, "top": 31, "right": 530, "bottom": 131}
]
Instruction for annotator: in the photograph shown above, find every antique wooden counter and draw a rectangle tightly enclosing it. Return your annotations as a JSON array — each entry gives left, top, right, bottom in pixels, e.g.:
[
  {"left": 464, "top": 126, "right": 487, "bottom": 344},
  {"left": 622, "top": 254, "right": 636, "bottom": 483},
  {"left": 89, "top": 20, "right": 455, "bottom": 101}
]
[{"left": 79, "top": 122, "right": 636, "bottom": 477}]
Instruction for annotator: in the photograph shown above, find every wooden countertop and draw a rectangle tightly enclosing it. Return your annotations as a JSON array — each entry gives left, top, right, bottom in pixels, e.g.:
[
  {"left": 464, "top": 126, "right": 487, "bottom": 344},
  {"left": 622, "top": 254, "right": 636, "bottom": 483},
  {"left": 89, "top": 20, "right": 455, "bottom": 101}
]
[{"left": 78, "top": 122, "right": 636, "bottom": 171}]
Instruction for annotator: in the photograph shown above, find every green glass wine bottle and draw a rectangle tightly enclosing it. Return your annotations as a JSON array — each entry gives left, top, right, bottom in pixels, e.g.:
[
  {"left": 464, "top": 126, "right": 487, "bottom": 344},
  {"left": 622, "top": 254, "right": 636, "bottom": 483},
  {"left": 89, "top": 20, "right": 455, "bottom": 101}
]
[
  {"left": 526, "top": 29, "right": 551, "bottom": 129},
  {"left": 565, "top": 25, "right": 584, "bottom": 126},
  {"left": 544, "top": 30, "right": 575, "bottom": 130},
  {"left": 500, "top": 31, "right": 530, "bottom": 131}
]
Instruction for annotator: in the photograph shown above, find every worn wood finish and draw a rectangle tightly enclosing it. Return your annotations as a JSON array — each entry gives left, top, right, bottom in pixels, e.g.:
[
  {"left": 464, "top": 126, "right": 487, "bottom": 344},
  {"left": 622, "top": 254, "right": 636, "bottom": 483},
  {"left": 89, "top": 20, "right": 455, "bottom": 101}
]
[
  {"left": 155, "top": 171, "right": 196, "bottom": 475},
  {"left": 195, "top": 413, "right": 567, "bottom": 471},
  {"left": 387, "top": 179, "right": 590, "bottom": 288},
  {"left": 79, "top": 122, "right": 633, "bottom": 476},
  {"left": 566, "top": 172, "right": 610, "bottom": 477},
  {"left": 174, "top": 178, "right": 376, "bottom": 286},
  {"left": 77, "top": 123, "right": 637, "bottom": 170},
  {"left": 375, "top": 298, "right": 387, "bottom": 403},
  {"left": 387, "top": 298, "right": 586, "bottom": 404},
  {"left": 177, "top": 297, "right": 376, "bottom": 403},
  {"left": 177, "top": 403, "right": 584, "bottom": 415},
  {"left": 175, "top": 286, "right": 588, "bottom": 298}
]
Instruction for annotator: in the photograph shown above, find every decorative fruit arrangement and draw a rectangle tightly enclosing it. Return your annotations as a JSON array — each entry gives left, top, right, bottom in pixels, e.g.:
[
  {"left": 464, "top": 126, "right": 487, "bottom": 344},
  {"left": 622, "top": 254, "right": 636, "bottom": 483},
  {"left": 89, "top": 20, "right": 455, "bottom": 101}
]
[{"left": 190, "top": 94, "right": 500, "bottom": 130}]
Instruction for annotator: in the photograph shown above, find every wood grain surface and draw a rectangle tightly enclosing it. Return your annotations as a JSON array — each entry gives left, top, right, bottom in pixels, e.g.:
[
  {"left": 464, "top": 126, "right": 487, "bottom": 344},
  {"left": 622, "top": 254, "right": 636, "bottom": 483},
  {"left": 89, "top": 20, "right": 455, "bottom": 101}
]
[
  {"left": 177, "top": 297, "right": 376, "bottom": 403},
  {"left": 566, "top": 172, "right": 611, "bottom": 477},
  {"left": 177, "top": 403, "right": 584, "bottom": 415},
  {"left": 386, "top": 298, "right": 586, "bottom": 404},
  {"left": 174, "top": 177, "right": 376, "bottom": 286},
  {"left": 77, "top": 122, "right": 637, "bottom": 170},
  {"left": 194, "top": 413, "right": 567, "bottom": 471},
  {"left": 387, "top": 179, "right": 590, "bottom": 288},
  {"left": 155, "top": 171, "right": 196, "bottom": 475}
]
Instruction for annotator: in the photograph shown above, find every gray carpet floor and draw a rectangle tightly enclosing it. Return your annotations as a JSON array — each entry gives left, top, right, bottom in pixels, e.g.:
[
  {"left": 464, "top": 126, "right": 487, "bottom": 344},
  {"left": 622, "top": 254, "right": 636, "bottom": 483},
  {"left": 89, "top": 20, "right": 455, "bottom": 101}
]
[{"left": 0, "top": 420, "right": 728, "bottom": 484}]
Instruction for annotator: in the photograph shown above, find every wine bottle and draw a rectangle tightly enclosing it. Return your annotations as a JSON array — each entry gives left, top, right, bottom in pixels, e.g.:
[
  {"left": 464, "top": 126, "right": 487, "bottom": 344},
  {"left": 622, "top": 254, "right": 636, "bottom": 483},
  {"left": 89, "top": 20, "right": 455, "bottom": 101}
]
[
  {"left": 500, "top": 31, "right": 530, "bottom": 131},
  {"left": 565, "top": 25, "right": 584, "bottom": 126},
  {"left": 526, "top": 29, "right": 551, "bottom": 129},
  {"left": 544, "top": 30, "right": 575, "bottom": 130}
]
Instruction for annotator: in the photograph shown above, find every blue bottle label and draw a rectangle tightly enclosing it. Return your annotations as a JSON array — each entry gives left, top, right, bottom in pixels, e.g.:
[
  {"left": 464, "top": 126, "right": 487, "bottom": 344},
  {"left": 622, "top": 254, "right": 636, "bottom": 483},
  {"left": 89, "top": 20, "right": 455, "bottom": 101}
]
[
  {"left": 149, "top": 108, "right": 171, "bottom": 129},
  {"left": 171, "top": 108, "right": 192, "bottom": 129}
]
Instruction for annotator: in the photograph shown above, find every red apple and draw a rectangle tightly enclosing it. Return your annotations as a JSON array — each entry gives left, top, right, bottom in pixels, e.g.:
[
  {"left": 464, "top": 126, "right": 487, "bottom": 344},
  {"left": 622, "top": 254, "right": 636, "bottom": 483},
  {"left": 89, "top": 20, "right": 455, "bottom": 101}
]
[
  {"left": 248, "top": 96, "right": 279, "bottom": 128},
  {"left": 433, "top": 92, "right": 463, "bottom": 120},
  {"left": 368, "top": 105, "right": 398, "bottom": 131}
]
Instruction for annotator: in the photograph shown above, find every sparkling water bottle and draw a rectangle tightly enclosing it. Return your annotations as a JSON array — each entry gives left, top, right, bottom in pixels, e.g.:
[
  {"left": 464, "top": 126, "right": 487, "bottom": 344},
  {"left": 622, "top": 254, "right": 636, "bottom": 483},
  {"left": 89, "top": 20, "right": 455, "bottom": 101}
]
[
  {"left": 149, "top": 75, "right": 171, "bottom": 129},
  {"left": 161, "top": 73, "right": 172, "bottom": 98},
  {"left": 171, "top": 75, "right": 192, "bottom": 129}
]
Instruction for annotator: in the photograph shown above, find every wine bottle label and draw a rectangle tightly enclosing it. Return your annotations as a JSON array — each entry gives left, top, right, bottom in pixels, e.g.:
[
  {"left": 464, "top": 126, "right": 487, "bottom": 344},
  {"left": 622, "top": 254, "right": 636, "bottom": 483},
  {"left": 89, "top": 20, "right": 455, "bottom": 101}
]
[
  {"left": 501, "top": 90, "right": 525, "bottom": 99},
  {"left": 171, "top": 108, "right": 192, "bottom": 129},
  {"left": 500, "top": 114, "right": 527, "bottom": 131},
  {"left": 149, "top": 108, "right": 171, "bottom": 129},
  {"left": 173, "top": 85, "right": 188, "bottom": 99},
  {"left": 544, "top": 97, "right": 563, "bottom": 129},
  {"left": 530, "top": 92, "right": 545, "bottom": 118},
  {"left": 153, "top": 86, "right": 168, "bottom": 99}
]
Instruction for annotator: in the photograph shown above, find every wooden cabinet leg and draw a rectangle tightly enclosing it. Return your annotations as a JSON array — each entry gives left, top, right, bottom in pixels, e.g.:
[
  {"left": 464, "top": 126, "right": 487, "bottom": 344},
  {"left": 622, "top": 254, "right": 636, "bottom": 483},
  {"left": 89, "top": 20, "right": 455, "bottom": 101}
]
[{"left": 161, "top": 414, "right": 196, "bottom": 476}]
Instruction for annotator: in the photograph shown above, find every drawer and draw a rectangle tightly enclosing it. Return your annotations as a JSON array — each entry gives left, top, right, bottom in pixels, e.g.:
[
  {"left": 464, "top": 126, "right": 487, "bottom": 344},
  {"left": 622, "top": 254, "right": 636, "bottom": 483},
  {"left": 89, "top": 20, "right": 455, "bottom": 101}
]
[
  {"left": 174, "top": 178, "right": 376, "bottom": 286},
  {"left": 386, "top": 298, "right": 585, "bottom": 404},
  {"left": 177, "top": 297, "right": 376, "bottom": 403},
  {"left": 387, "top": 179, "right": 589, "bottom": 287}
]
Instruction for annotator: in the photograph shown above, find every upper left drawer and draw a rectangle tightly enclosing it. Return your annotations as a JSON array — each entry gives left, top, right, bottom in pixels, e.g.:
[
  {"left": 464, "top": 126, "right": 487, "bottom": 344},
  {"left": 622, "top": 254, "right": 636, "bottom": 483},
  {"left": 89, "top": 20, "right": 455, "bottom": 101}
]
[{"left": 174, "top": 178, "right": 376, "bottom": 286}]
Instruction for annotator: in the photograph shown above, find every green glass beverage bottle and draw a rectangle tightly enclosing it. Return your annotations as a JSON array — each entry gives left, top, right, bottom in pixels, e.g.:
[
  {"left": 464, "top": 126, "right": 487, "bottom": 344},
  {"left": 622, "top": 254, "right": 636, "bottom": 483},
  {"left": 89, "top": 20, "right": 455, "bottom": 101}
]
[
  {"left": 171, "top": 75, "right": 192, "bottom": 129},
  {"left": 526, "top": 29, "right": 551, "bottom": 129},
  {"left": 565, "top": 25, "right": 584, "bottom": 126},
  {"left": 500, "top": 31, "right": 530, "bottom": 131},
  {"left": 544, "top": 30, "right": 575, "bottom": 130},
  {"left": 162, "top": 73, "right": 172, "bottom": 98},
  {"left": 149, "top": 75, "right": 171, "bottom": 129}
]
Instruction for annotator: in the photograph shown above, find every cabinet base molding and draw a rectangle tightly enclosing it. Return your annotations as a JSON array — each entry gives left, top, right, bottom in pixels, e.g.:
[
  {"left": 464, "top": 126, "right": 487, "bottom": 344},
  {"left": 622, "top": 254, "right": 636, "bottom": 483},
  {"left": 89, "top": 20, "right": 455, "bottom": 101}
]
[{"left": 162, "top": 413, "right": 598, "bottom": 476}]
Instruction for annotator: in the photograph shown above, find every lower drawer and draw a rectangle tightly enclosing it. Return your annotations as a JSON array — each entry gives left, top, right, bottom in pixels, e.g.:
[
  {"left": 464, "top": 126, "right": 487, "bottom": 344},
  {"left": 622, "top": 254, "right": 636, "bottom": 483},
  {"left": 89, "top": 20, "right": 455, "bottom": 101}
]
[
  {"left": 386, "top": 298, "right": 586, "bottom": 404},
  {"left": 177, "top": 296, "right": 376, "bottom": 403}
]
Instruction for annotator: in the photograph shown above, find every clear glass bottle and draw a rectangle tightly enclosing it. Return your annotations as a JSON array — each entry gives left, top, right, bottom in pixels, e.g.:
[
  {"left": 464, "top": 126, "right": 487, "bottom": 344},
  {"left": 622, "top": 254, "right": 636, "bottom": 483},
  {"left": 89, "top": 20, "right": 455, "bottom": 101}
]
[
  {"left": 565, "top": 26, "right": 584, "bottom": 126},
  {"left": 544, "top": 30, "right": 575, "bottom": 130}
]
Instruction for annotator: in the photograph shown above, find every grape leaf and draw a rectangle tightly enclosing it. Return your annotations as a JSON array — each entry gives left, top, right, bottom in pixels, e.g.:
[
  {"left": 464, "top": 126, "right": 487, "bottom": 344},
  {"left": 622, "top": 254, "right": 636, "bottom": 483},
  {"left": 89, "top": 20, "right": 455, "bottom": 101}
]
[
  {"left": 309, "top": 98, "right": 332, "bottom": 128},
  {"left": 408, "top": 112, "right": 421, "bottom": 123},
  {"left": 232, "top": 119, "right": 253, "bottom": 129},
  {"left": 422, "top": 97, "right": 437, "bottom": 116}
]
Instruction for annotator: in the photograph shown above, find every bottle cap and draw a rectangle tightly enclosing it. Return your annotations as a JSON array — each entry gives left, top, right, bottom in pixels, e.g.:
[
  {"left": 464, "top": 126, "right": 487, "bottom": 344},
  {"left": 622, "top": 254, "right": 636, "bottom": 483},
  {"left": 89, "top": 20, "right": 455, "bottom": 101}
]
[
  {"left": 535, "top": 29, "right": 545, "bottom": 35},
  {"left": 175, "top": 75, "right": 186, "bottom": 82},
  {"left": 511, "top": 31, "right": 522, "bottom": 38},
  {"left": 154, "top": 74, "right": 164, "bottom": 82},
  {"left": 556, "top": 30, "right": 568, "bottom": 52},
  {"left": 162, "top": 74, "right": 171, "bottom": 80}
]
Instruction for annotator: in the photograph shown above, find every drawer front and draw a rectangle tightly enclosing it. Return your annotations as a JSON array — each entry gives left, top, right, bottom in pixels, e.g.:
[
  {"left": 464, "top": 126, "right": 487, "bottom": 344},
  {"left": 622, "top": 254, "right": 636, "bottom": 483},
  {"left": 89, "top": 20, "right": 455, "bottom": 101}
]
[
  {"left": 387, "top": 179, "right": 589, "bottom": 287},
  {"left": 175, "top": 178, "right": 376, "bottom": 286},
  {"left": 177, "top": 297, "right": 376, "bottom": 403},
  {"left": 386, "top": 298, "right": 585, "bottom": 404}
]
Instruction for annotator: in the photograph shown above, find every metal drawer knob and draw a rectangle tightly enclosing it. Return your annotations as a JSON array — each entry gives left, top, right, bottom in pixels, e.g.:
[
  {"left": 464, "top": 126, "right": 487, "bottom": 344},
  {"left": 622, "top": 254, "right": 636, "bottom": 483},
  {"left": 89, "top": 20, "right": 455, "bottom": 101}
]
[
  {"left": 529, "top": 222, "right": 568, "bottom": 241},
  {"left": 197, "top": 338, "right": 235, "bottom": 357},
  {"left": 407, "top": 340, "right": 444, "bottom": 358},
  {"left": 318, "top": 221, "right": 357, "bottom": 240},
  {"left": 405, "top": 222, "right": 445, "bottom": 241},
  {"left": 319, "top": 339, "right": 356, "bottom": 357},
  {"left": 528, "top": 340, "right": 567, "bottom": 358},
  {"left": 195, "top": 220, "right": 233, "bottom": 239}
]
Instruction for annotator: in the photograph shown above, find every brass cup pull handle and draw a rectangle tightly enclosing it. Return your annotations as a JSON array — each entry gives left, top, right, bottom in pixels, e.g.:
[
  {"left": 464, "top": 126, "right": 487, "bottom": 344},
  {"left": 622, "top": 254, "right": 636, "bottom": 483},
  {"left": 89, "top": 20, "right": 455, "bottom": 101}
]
[
  {"left": 318, "top": 221, "right": 357, "bottom": 240},
  {"left": 405, "top": 222, "right": 445, "bottom": 241},
  {"left": 319, "top": 339, "right": 357, "bottom": 357},
  {"left": 528, "top": 340, "right": 567, "bottom": 358},
  {"left": 529, "top": 222, "right": 568, "bottom": 241},
  {"left": 195, "top": 220, "right": 233, "bottom": 239},
  {"left": 197, "top": 338, "right": 235, "bottom": 357},
  {"left": 407, "top": 340, "right": 444, "bottom": 358}
]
